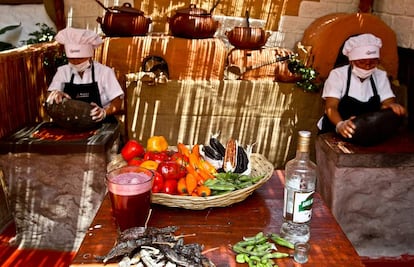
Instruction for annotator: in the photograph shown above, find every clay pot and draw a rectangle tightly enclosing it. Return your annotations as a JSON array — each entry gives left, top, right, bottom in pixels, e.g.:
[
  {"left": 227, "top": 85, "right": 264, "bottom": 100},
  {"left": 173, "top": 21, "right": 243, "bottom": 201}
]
[
  {"left": 226, "top": 27, "right": 270, "bottom": 50},
  {"left": 168, "top": 4, "right": 219, "bottom": 39},
  {"left": 96, "top": 2, "right": 152, "bottom": 37},
  {"left": 45, "top": 99, "right": 99, "bottom": 132},
  {"left": 345, "top": 109, "right": 403, "bottom": 146}
]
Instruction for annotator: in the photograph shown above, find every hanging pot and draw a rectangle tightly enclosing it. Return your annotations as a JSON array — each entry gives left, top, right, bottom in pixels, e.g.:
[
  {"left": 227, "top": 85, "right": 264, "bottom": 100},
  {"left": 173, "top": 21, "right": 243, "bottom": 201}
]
[
  {"left": 95, "top": 1, "right": 152, "bottom": 37},
  {"left": 168, "top": 1, "right": 220, "bottom": 39}
]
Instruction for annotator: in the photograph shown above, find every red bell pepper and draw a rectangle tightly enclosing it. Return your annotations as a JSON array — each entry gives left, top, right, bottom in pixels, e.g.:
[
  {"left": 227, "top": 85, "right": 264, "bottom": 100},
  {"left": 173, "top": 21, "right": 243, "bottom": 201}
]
[
  {"left": 151, "top": 170, "right": 164, "bottom": 193},
  {"left": 144, "top": 151, "right": 170, "bottom": 163},
  {"left": 157, "top": 160, "right": 187, "bottom": 180},
  {"left": 121, "top": 140, "right": 145, "bottom": 161}
]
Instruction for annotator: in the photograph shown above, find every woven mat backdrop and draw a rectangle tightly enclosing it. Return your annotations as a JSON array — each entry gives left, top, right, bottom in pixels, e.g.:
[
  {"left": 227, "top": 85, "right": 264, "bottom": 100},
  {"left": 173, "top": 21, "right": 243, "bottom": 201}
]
[{"left": 125, "top": 79, "right": 323, "bottom": 168}]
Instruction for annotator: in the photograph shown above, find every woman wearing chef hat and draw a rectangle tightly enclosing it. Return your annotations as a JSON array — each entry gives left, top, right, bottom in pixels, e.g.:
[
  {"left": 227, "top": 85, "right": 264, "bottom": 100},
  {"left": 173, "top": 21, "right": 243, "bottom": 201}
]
[
  {"left": 47, "top": 27, "right": 124, "bottom": 122},
  {"left": 318, "top": 33, "right": 406, "bottom": 138}
]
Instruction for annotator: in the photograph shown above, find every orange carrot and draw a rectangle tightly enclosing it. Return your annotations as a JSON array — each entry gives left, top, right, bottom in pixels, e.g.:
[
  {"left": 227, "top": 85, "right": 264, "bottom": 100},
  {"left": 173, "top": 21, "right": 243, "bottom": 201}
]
[
  {"left": 196, "top": 185, "right": 211, "bottom": 197},
  {"left": 177, "top": 177, "right": 188, "bottom": 195},
  {"left": 177, "top": 143, "right": 190, "bottom": 157},
  {"left": 185, "top": 173, "right": 198, "bottom": 195}
]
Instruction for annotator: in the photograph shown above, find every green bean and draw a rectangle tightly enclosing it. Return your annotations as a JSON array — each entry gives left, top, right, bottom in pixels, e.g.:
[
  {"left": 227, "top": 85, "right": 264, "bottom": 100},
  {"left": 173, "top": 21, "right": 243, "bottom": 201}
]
[
  {"left": 246, "top": 245, "right": 255, "bottom": 251},
  {"left": 243, "top": 232, "right": 264, "bottom": 241},
  {"left": 236, "top": 181, "right": 254, "bottom": 189},
  {"left": 236, "top": 253, "right": 248, "bottom": 263},
  {"left": 209, "top": 185, "right": 236, "bottom": 191},
  {"left": 263, "top": 252, "right": 290, "bottom": 259},
  {"left": 269, "top": 234, "right": 294, "bottom": 249},
  {"left": 211, "top": 190, "right": 234, "bottom": 195},
  {"left": 253, "top": 243, "right": 273, "bottom": 252},
  {"left": 233, "top": 244, "right": 270, "bottom": 257},
  {"left": 235, "top": 236, "right": 268, "bottom": 247},
  {"left": 238, "top": 175, "right": 254, "bottom": 181}
]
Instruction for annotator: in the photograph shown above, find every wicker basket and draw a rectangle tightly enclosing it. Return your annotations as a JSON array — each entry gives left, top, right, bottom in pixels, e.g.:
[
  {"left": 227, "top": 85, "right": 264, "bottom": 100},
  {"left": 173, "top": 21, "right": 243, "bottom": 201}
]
[{"left": 152, "top": 153, "right": 274, "bottom": 210}]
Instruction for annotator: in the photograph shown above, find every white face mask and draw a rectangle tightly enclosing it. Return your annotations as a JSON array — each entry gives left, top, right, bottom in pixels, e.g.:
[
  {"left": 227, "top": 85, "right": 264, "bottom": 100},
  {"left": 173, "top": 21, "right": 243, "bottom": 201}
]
[
  {"left": 69, "top": 60, "right": 91, "bottom": 73},
  {"left": 352, "top": 66, "right": 376, "bottom": 79}
]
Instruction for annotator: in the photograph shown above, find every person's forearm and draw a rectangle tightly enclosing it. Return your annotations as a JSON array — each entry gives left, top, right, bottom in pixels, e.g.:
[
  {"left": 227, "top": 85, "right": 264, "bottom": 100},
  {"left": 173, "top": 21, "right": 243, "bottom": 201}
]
[
  {"left": 104, "top": 96, "right": 124, "bottom": 116},
  {"left": 325, "top": 107, "right": 343, "bottom": 127},
  {"left": 380, "top": 97, "right": 396, "bottom": 109}
]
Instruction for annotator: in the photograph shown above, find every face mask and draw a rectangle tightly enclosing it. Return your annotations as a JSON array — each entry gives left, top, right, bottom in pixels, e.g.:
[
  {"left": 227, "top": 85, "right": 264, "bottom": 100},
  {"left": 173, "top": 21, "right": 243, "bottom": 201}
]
[
  {"left": 352, "top": 66, "right": 376, "bottom": 79},
  {"left": 69, "top": 60, "right": 91, "bottom": 73}
]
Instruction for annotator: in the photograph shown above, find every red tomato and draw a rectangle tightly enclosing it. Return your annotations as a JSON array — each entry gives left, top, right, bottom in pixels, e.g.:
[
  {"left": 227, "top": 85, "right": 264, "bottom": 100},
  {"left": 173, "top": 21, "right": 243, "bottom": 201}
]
[
  {"left": 163, "top": 179, "right": 178, "bottom": 195},
  {"left": 151, "top": 171, "right": 164, "bottom": 193},
  {"left": 170, "top": 152, "right": 189, "bottom": 166},
  {"left": 121, "top": 140, "right": 145, "bottom": 161},
  {"left": 143, "top": 151, "right": 170, "bottom": 163},
  {"left": 157, "top": 160, "right": 187, "bottom": 180},
  {"left": 127, "top": 157, "right": 144, "bottom": 166}
]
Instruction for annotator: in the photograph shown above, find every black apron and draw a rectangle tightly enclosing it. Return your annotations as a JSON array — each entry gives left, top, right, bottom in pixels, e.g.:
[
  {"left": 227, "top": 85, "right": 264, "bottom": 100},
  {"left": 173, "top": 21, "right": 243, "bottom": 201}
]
[
  {"left": 320, "top": 65, "right": 381, "bottom": 133},
  {"left": 63, "top": 62, "right": 103, "bottom": 107},
  {"left": 63, "top": 63, "right": 117, "bottom": 124}
]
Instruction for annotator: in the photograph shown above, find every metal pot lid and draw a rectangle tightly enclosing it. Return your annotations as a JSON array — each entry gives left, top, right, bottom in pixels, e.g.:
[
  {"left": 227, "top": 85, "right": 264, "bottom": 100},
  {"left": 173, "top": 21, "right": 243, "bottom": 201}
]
[
  {"left": 175, "top": 4, "right": 209, "bottom": 15},
  {"left": 110, "top": 2, "right": 144, "bottom": 15}
]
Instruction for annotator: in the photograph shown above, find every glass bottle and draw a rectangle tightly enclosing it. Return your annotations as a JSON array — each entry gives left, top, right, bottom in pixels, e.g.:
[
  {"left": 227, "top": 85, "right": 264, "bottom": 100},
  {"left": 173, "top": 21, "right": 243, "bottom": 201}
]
[{"left": 280, "top": 130, "right": 316, "bottom": 244}]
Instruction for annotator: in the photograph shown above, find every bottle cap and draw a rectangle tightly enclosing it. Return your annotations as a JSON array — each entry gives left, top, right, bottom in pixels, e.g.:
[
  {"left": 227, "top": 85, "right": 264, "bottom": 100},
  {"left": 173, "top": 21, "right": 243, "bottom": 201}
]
[{"left": 298, "top": 131, "right": 311, "bottom": 152}]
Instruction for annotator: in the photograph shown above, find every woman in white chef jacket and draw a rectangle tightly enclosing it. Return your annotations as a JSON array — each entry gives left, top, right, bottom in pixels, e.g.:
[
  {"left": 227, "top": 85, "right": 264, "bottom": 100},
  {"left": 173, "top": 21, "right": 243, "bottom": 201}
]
[
  {"left": 318, "top": 33, "right": 406, "bottom": 139},
  {"left": 46, "top": 27, "right": 124, "bottom": 123}
]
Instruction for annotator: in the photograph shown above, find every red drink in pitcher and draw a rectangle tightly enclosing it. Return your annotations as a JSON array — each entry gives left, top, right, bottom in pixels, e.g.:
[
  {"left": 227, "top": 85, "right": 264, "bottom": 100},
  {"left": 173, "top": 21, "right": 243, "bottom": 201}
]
[{"left": 106, "top": 166, "right": 153, "bottom": 231}]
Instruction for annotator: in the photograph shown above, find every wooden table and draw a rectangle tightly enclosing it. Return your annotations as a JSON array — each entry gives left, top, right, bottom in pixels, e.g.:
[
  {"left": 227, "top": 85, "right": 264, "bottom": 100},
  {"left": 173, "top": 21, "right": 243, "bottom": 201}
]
[{"left": 70, "top": 170, "right": 365, "bottom": 267}]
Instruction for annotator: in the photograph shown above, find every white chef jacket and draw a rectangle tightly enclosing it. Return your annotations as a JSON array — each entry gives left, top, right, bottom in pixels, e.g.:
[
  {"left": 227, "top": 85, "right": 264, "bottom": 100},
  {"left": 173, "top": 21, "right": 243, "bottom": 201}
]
[
  {"left": 317, "top": 65, "right": 395, "bottom": 129},
  {"left": 322, "top": 65, "right": 395, "bottom": 102},
  {"left": 48, "top": 61, "right": 124, "bottom": 108}
]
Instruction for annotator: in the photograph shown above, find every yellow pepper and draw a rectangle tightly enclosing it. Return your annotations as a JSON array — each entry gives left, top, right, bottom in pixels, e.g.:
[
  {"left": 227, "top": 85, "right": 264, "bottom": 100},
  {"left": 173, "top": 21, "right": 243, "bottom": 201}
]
[
  {"left": 146, "top": 136, "right": 169, "bottom": 152},
  {"left": 140, "top": 160, "right": 159, "bottom": 170}
]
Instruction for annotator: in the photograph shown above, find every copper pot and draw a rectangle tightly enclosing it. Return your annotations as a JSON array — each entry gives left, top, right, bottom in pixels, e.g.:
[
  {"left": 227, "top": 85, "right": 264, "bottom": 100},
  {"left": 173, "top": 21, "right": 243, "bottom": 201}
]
[
  {"left": 168, "top": 3, "right": 220, "bottom": 39},
  {"left": 226, "top": 27, "right": 270, "bottom": 50},
  {"left": 96, "top": 1, "right": 152, "bottom": 37}
]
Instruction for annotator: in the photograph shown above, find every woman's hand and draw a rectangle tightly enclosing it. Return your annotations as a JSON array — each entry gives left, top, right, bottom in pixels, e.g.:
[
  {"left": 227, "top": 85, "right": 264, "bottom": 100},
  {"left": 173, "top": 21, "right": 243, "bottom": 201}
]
[
  {"left": 90, "top": 102, "right": 106, "bottom": 122},
  {"left": 381, "top": 98, "right": 406, "bottom": 116},
  {"left": 46, "top": 90, "right": 71, "bottom": 104},
  {"left": 384, "top": 102, "right": 406, "bottom": 116},
  {"left": 336, "top": 116, "right": 356, "bottom": 139}
]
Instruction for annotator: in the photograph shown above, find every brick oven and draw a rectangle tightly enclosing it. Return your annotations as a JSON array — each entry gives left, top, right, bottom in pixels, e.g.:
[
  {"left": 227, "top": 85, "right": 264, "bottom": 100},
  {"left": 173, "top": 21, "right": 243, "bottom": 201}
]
[{"left": 300, "top": 12, "right": 399, "bottom": 82}]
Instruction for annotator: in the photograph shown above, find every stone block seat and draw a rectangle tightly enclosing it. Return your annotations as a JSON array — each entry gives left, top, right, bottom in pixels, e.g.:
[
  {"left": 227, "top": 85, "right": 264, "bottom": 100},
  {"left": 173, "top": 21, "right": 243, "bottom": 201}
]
[
  {"left": 315, "top": 129, "right": 414, "bottom": 259},
  {"left": 0, "top": 170, "right": 75, "bottom": 267}
]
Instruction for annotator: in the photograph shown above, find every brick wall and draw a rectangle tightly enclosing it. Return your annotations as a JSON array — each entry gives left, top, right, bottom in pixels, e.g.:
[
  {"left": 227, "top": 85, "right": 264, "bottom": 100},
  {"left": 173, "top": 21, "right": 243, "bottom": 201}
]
[
  {"left": 274, "top": 0, "right": 359, "bottom": 49},
  {"left": 373, "top": 0, "right": 414, "bottom": 49}
]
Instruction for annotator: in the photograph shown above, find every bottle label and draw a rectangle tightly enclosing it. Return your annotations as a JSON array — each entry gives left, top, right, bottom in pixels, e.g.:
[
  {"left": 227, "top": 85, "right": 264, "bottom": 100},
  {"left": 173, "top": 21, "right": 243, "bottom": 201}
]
[
  {"left": 283, "top": 189, "right": 314, "bottom": 223},
  {"left": 293, "top": 191, "right": 314, "bottom": 223}
]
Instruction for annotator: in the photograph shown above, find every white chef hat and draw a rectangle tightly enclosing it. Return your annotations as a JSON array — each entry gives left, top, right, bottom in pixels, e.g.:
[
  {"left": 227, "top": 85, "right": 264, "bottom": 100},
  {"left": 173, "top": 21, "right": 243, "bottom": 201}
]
[
  {"left": 55, "top": 27, "right": 103, "bottom": 58},
  {"left": 342, "top": 33, "right": 382, "bottom": 61}
]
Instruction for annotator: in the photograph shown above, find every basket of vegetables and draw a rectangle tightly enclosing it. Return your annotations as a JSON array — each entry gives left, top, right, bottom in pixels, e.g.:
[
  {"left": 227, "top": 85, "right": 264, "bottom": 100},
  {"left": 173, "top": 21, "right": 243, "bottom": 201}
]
[
  {"left": 108, "top": 134, "right": 274, "bottom": 210},
  {"left": 151, "top": 152, "right": 273, "bottom": 209}
]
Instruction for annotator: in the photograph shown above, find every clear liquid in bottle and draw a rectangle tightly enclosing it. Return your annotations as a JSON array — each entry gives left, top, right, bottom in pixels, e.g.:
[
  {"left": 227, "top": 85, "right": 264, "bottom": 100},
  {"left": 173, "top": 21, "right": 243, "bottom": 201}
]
[{"left": 280, "top": 130, "right": 316, "bottom": 244}]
